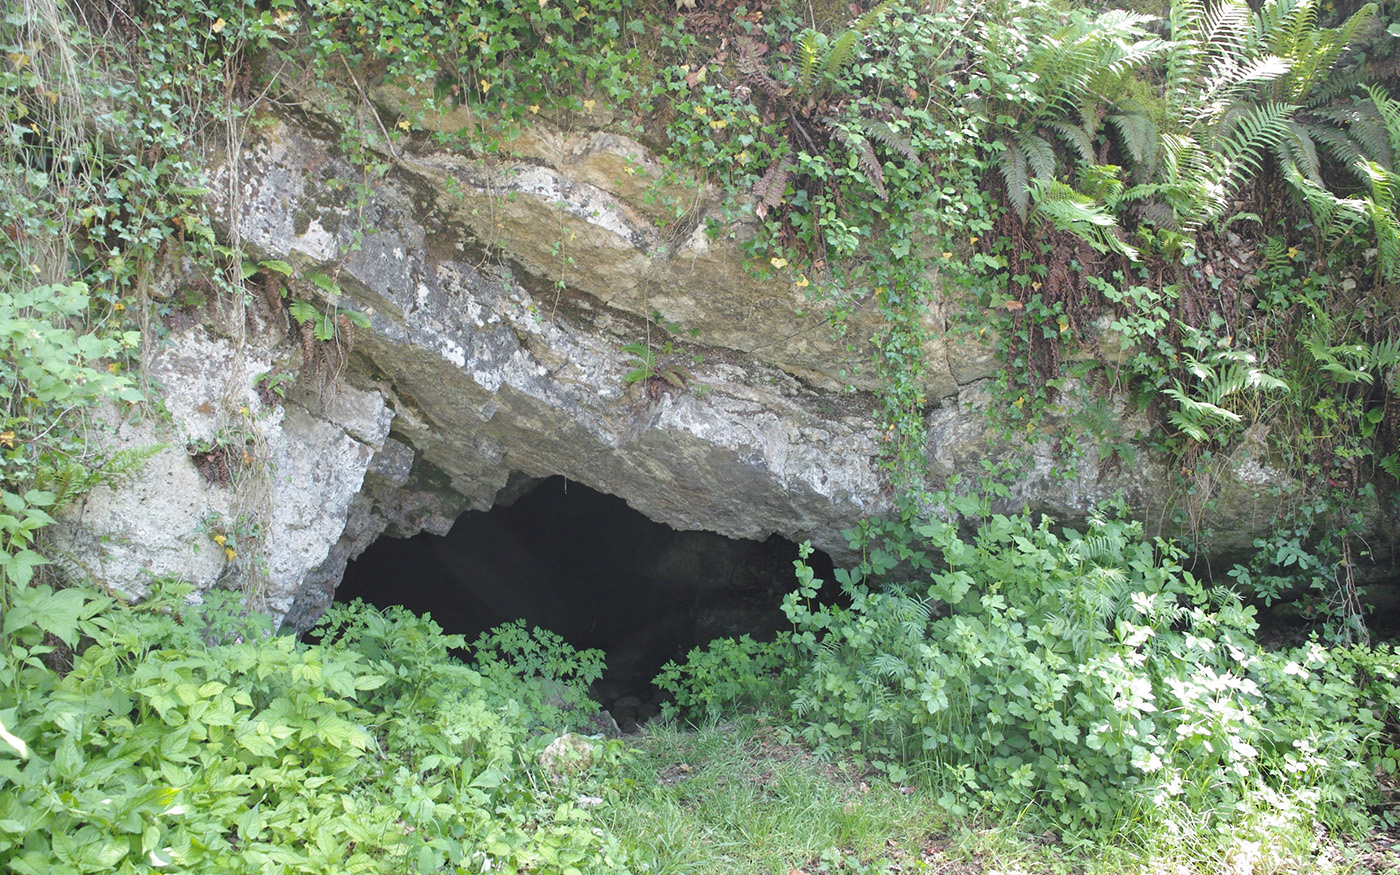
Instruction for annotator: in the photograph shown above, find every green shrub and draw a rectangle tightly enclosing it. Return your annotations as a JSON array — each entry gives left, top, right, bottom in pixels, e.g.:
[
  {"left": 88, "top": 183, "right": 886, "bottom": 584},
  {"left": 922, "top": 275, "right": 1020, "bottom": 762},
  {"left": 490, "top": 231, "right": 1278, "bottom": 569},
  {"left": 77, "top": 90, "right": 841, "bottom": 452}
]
[
  {"left": 657, "top": 495, "right": 1399, "bottom": 840},
  {"left": 0, "top": 593, "right": 634, "bottom": 874},
  {"left": 654, "top": 633, "right": 800, "bottom": 721}
]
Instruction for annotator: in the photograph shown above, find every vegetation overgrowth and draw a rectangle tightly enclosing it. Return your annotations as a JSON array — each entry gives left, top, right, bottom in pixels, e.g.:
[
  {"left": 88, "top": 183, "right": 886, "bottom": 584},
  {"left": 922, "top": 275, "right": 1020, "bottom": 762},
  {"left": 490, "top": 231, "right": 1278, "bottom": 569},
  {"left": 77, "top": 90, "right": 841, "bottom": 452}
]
[{"left": 3, "top": 0, "right": 1400, "bottom": 869}]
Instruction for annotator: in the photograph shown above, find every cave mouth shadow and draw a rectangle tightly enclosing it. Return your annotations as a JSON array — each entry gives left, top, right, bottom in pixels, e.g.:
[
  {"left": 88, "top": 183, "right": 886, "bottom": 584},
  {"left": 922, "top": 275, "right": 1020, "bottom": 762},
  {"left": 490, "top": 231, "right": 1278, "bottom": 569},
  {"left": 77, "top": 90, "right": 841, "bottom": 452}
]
[{"left": 336, "top": 475, "right": 835, "bottom": 720}]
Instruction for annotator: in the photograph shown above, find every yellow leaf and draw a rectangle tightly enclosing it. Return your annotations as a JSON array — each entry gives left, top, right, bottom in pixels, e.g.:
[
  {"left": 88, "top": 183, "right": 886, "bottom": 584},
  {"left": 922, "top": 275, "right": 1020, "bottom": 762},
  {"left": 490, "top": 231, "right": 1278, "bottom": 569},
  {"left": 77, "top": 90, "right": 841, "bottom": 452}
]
[
  {"left": 529, "top": 104, "right": 540, "bottom": 114},
  {"left": 582, "top": 98, "right": 595, "bottom": 112},
  {"left": 225, "top": 547, "right": 236, "bottom": 561},
  {"left": 1287, "top": 246, "right": 1299, "bottom": 259},
  {"left": 710, "top": 119, "right": 728, "bottom": 130},
  {"left": 941, "top": 251, "right": 953, "bottom": 259},
  {"left": 107, "top": 362, "right": 120, "bottom": 374},
  {"left": 7, "top": 53, "right": 29, "bottom": 70},
  {"left": 1058, "top": 319, "right": 1068, "bottom": 333},
  {"left": 397, "top": 119, "right": 411, "bottom": 131},
  {"left": 795, "top": 275, "right": 809, "bottom": 288},
  {"left": 480, "top": 80, "right": 493, "bottom": 94},
  {"left": 969, "top": 236, "right": 979, "bottom": 246},
  {"left": 1031, "top": 280, "right": 1042, "bottom": 291},
  {"left": 694, "top": 105, "right": 708, "bottom": 116},
  {"left": 0, "top": 431, "right": 15, "bottom": 449},
  {"left": 212, "top": 534, "right": 227, "bottom": 546},
  {"left": 770, "top": 257, "right": 788, "bottom": 269},
  {"left": 113, "top": 301, "right": 125, "bottom": 312},
  {"left": 211, "top": 17, "right": 226, "bottom": 33}
]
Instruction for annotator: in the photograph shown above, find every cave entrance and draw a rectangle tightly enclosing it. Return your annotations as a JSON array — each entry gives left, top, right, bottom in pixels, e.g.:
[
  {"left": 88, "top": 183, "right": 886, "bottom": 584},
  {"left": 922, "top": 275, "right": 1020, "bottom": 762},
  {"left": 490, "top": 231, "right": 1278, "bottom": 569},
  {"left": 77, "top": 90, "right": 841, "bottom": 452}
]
[{"left": 337, "top": 476, "right": 833, "bottom": 725}]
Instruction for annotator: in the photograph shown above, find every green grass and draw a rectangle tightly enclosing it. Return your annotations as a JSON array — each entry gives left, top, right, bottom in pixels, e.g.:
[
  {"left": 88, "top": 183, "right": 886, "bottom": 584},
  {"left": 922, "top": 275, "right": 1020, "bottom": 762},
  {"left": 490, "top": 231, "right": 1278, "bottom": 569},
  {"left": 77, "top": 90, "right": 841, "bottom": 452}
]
[
  {"left": 604, "top": 714, "right": 938, "bottom": 875},
  {"left": 600, "top": 712, "right": 1396, "bottom": 875}
]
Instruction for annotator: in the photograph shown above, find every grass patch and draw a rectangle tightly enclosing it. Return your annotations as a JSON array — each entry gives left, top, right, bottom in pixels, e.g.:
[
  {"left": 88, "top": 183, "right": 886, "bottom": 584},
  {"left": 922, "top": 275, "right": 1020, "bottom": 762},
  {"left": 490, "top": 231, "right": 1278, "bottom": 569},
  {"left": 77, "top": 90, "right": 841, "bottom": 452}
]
[
  {"left": 604, "top": 712, "right": 1400, "bottom": 875},
  {"left": 605, "top": 713, "right": 938, "bottom": 875}
]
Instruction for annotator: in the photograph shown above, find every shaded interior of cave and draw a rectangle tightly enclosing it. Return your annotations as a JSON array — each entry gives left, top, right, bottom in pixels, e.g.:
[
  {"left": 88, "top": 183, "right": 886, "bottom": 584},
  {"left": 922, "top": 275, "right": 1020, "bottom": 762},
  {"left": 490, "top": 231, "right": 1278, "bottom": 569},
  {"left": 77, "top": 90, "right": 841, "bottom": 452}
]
[{"left": 337, "top": 475, "right": 834, "bottom": 724}]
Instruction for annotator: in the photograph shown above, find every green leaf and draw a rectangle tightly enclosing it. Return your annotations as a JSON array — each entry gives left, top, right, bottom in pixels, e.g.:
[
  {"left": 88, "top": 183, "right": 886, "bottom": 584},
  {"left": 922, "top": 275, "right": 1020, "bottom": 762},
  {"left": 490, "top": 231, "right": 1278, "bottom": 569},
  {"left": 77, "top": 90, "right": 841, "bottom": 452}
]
[
  {"left": 287, "top": 299, "right": 320, "bottom": 326},
  {"left": 307, "top": 271, "right": 339, "bottom": 296},
  {"left": 470, "top": 766, "right": 505, "bottom": 788},
  {"left": 260, "top": 260, "right": 294, "bottom": 276}
]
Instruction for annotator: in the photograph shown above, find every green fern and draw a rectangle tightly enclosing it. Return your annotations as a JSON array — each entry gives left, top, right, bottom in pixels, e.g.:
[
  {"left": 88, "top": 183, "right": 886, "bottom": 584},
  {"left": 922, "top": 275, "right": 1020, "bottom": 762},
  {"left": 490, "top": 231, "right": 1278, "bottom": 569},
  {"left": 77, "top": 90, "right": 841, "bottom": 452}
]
[
  {"left": 1029, "top": 179, "right": 1141, "bottom": 259},
  {"left": 1166, "top": 349, "right": 1289, "bottom": 443},
  {"left": 1260, "top": 0, "right": 1375, "bottom": 103},
  {"left": 1290, "top": 84, "right": 1400, "bottom": 282},
  {"left": 990, "top": 9, "right": 1168, "bottom": 221},
  {"left": 790, "top": 0, "right": 893, "bottom": 102}
]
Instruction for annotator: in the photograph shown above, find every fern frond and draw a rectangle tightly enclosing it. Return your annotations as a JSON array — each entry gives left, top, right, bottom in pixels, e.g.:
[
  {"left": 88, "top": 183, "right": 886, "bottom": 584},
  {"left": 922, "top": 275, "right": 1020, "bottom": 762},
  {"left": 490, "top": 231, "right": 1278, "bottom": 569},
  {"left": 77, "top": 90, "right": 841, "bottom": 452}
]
[
  {"left": 1108, "top": 112, "right": 1159, "bottom": 169},
  {"left": 1351, "top": 113, "right": 1395, "bottom": 169},
  {"left": 1270, "top": 1, "right": 1376, "bottom": 103},
  {"left": 1216, "top": 101, "right": 1299, "bottom": 191},
  {"left": 797, "top": 30, "right": 821, "bottom": 95},
  {"left": 830, "top": 122, "right": 887, "bottom": 199},
  {"left": 1078, "top": 163, "right": 1125, "bottom": 201},
  {"left": 1029, "top": 178, "right": 1141, "bottom": 259},
  {"left": 1202, "top": 0, "right": 1253, "bottom": 59},
  {"left": 1305, "top": 122, "right": 1366, "bottom": 174},
  {"left": 823, "top": 29, "right": 860, "bottom": 81},
  {"left": 1282, "top": 119, "right": 1321, "bottom": 183},
  {"left": 287, "top": 298, "right": 320, "bottom": 327},
  {"left": 859, "top": 117, "right": 920, "bottom": 166},
  {"left": 1018, "top": 130, "right": 1057, "bottom": 180},
  {"left": 752, "top": 160, "right": 792, "bottom": 218},
  {"left": 1367, "top": 84, "right": 1400, "bottom": 158},
  {"left": 1048, "top": 120, "right": 1095, "bottom": 165},
  {"left": 999, "top": 141, "right": 1031, "bottom": 220}
]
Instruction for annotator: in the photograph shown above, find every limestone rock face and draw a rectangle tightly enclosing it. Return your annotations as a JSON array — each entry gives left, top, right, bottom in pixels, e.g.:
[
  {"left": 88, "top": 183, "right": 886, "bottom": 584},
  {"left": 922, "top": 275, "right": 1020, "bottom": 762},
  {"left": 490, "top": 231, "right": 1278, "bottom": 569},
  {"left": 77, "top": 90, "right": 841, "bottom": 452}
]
[
  {"left": 49, "top": 323, "right": 393, "bottom": 623},
  {"left": 217, "top": 113, "right": 892, "bottom": 564},
  {"left": 47, "top": 102, "right": 1390, "bottom": 630}
]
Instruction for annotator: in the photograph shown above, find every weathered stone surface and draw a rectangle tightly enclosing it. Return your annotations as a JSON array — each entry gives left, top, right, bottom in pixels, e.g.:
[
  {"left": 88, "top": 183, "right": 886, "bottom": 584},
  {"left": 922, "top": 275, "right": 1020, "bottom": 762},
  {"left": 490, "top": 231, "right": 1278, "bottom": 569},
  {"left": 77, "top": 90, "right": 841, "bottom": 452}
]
[
  {"left": 218, "top": 114, "right": 890, "bottom": 561},
  {"left": 50, "top": 323, "right": 393, "bottom": 624},
  {"left": 49, "top": 95, "right": 1396, "bottom": 633},
  {"left": 924, "top": 378, "right": 1304, "bottom": 553}
]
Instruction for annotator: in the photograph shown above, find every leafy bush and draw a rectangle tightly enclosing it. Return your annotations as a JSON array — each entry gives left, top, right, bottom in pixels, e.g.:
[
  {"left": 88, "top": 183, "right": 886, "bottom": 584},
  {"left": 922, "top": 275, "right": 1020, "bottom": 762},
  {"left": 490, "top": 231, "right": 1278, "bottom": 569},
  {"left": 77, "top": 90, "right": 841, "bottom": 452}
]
[
  {"left": 659, "top": 496, "right": 1400, "bottom": 839},
  {"left": 654, "top": 633, "right": 799, "bottom": 721},
  {"left": 0, "top": 594, "right": 634, "bottom": 875}
]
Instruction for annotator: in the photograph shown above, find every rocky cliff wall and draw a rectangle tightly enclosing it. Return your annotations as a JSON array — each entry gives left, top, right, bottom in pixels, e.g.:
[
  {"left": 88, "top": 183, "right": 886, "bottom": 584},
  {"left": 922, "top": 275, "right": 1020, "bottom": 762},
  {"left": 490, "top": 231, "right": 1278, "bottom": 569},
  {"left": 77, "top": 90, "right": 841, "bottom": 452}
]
[{"left": 49, "top": 102, "right": 1383, "bottom": 629}]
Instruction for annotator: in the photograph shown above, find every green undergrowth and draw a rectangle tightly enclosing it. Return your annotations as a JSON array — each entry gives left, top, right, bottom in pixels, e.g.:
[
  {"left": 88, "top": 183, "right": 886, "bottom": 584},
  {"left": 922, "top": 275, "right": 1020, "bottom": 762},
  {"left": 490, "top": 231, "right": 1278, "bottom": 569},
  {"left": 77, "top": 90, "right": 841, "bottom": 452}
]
[
  {"left": 658, "top": 491, "right": 1400, "bottom": 859},
  {"left": 606, "top": 711, "right": 1375, "bottom": 875},
  {"left": 0, "top": 589, "right": 633, "bottom": 874},
  {"left": 3, "top": 515, "right": 1398, "bottom": 873}
]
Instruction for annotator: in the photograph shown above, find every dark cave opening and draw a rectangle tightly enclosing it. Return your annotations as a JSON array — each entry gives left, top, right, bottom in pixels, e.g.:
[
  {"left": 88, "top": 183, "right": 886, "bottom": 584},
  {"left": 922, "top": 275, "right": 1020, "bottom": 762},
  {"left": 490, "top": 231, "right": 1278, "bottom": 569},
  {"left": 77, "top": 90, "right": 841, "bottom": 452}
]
[{"left": 337, "top": 475, "right": 835, "bottom": 724}]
